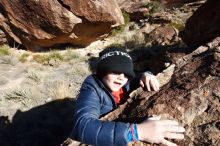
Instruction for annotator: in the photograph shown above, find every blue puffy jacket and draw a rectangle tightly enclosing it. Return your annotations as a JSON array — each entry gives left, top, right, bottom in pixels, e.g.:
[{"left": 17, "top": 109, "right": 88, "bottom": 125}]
[{"left": 71, "top": 74, "right": 139, "bottom": 146}]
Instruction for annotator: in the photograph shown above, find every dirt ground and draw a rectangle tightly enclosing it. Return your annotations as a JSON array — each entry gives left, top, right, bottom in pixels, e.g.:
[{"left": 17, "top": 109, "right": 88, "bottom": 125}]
[{"left": 0, "top": 48, "right": 93, "bottom": 146}]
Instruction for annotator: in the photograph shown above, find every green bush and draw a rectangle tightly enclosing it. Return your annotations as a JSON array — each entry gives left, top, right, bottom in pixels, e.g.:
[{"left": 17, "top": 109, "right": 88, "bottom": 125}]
[
  {"left": 33, "top": 54, "right": 49, "bottom": 64},
  {"left": 170, "top": 22, "right": 185, "bottom": 31},
  {"left": 144, "top": 1, "right": 164, "bottom": 16},
  {"left": 63, "top": 49, "right": 80, "bottom": 61},
  {"left": 19, "top": 53, "right": 30, "bottom": 62},
  {"left": 48, "top": 52, "right": 64, "bottom": 61},
  {"left": 122, "top": 11, "right": 130, "bottom": 25},
  {"left": 0, "top": 45, "right": 10, "bottom": 56},
  {"left": 110, "top": 11, "right": 130, "bottom": 36},
  {"left": 33, "top": 51, "right": 64, "bottom": 65}
]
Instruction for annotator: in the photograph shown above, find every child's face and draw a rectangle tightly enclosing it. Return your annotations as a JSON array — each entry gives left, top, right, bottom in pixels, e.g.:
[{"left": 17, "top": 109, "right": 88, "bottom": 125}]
[{"left": 102, "top": 72, "right": 128, "bottom": 92}]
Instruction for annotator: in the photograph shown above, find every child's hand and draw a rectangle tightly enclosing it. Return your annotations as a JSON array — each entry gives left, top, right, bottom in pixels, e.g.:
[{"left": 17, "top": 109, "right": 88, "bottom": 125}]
[
  {"left": 139, "top": 72, "right": 160, "bottom": 91},
  {"left": 137, "top": 119, "right": 185, "bottom": 146}
]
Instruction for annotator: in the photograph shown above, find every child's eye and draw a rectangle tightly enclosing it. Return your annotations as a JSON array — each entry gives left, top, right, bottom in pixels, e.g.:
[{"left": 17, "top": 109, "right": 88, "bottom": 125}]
[{"left": 111, "top": 72, "right": 129, "bottom": 79}]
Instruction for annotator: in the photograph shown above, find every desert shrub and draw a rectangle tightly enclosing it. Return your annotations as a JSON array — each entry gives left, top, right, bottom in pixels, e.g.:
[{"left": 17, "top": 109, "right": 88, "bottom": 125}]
[
  {"left": 48, "top": 52, "right": 64, "bottom": 61},
  {"left": 32, "top": 54, "right": 49, "bottom": 64},
  {"left": 123, "top": 11, "right": 130, "bottom": 25},
  {"left": 63, "top": 49, "right": 80, "bottom": 61},
  {"left": 110, "top": 11, "right": 130, "bottom": 36},
  {"left": 0, "top": 44, "right": 10, "bottom": 56},
  {"left": 144, "top": 1, "right": 165, "bottom": 16},
  {"left": 170, "top": 22, "right": 185, "bottom": 31},
  {"left": 27, "top": 69, "right": 41, "bottom": 82},
  {"left": 48, "top": 80, "right": 72, "bottom": 99},
  {"left": 4, "top": 88, "right": 36, "bottom": 107},
  {"left": 110, "top": 27, "right": 125, "bottom": 36},
  {"left": 33, "top": 51, "right": 64, "bottom": 65},
  {"left": 5, "top": 88, "right": 31, "bottom": 100},
  {"left": 19, "top": 53, "right": 30, "bottom": 62}
]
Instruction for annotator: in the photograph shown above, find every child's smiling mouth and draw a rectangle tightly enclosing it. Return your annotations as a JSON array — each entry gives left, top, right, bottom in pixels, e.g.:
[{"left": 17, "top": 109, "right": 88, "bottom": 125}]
[{"left": 113, "top": 81, "right": 122, "bottom": 86}]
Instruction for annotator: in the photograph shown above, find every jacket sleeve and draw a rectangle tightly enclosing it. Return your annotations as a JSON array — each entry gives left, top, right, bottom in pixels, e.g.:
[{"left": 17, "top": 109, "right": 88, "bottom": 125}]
[{"left": 71, "top": 80, "right": 130, "bottom": 146}]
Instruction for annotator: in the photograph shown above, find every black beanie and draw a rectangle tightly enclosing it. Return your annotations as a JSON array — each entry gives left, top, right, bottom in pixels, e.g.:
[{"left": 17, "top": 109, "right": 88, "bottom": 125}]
[{"left": 96, "top": 47, "right": 135, "bottom": 78}]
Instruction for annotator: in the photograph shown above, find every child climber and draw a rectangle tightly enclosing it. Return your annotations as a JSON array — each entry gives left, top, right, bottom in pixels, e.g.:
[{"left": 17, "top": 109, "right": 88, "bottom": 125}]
[{"left": 71, "top": 46, "right": 185, "bottom": 146}]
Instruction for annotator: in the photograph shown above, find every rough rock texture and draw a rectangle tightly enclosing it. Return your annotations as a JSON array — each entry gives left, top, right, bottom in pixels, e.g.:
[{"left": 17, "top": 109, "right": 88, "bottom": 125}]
[
  {"left": 147, "top": 25, "right": 177, "bottom": 45},
  {"left": 159, "top": 0, "right": 202, "bottom": 7},
  {"left": 0, "top": 0, "right": 124, "bottom": 50},
  {"left": 117, "top": 0, "right": 150, "bottom": 21},
  {"left": 104, "top": 37, "right": 220, "bottom": 146},
  {"left": 0, "top": 29, "right": 6, "bottom": 45},
  {"left": 180, "top": 0, "right": 220, "bottom": 48}
]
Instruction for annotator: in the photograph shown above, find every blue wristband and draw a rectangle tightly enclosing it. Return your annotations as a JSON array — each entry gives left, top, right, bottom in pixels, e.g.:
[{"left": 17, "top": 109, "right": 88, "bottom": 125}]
[
  {"left": 134, "top": 124, "right": 139, "bottom": 141},
  {"left": 127, "top": 127, "right": 133, "bottom": 142},
  {"left": 128, "top": 124, "right": 139, "bottom": 142}
]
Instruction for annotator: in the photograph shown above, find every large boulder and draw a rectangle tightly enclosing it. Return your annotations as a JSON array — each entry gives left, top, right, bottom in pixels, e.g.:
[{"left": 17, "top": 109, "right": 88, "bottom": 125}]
[
  {"left": 0, "top": 0, "right": 124, "bottom": 51},
  {"left": 101, "top": 37, "right": 220, "bottom": 146},
  {"left": 180, "top": 0, "right": 220, "bottom": 48}
]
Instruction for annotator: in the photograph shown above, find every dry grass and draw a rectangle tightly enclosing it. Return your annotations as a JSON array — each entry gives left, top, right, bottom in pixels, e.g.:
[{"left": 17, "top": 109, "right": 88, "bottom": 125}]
[
  {"left": 66, "top": 63, "right": 90, "bottom": 77},
  {"left": 31, "top": 49, "right": 84, "bottom": 65},
  {"left": 110, "top": 11, "right": 130, "bottom": 36},
  {"left": 27, "top": 69, "right": 42, "bottom": 82},
  {"left": 144, "top": 1, "right": 165, "bottom": 16},
  {"left": 4, "top": 87, "right": 39, "bottom": 108},
  {"left": 19, "top": 53, "right": 30, "bottom": 62},
  {"left": 63, "top": 49, "right": 80, "bottom": 61},
  {"left": 4, "top": 88, "right": 32, "bottom": 100},
  {"left": 0, "top": 44, "right": 10, "bottom": 56},
  {"left": 48, "top": 80, "right": 72, "bottom": 99},
  {"left": 32, "top": 51, "right": 64, "bottom": 64}
]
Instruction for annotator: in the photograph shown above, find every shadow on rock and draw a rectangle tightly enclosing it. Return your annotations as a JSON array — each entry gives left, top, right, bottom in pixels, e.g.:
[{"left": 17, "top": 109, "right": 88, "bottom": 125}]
[
  {"left": 180, "top": 0, "right": 220, "bottom": 48},
  {"left": 0, "top": 98, "right": 76, "bottom": 146},
  {"left": 87, "top": 44, "right": 191, "bottom": 76}
]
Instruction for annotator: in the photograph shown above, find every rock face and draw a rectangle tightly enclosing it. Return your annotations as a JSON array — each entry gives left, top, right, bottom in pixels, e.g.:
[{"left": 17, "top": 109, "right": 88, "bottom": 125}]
[
  {"left": 101, "top": 37, "right": 220, "bottom": 146},
  {"left": 180, "top": 0, "right": 220, "bottom": 48},
  {"left": 0, "top": 29, "right": 6, "bottom": 45},
  {"left": 0, "top": 0, "right": 124, "bottom": 50}
]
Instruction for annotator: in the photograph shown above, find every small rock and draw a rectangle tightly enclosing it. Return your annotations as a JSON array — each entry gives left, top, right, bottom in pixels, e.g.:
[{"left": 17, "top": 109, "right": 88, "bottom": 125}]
[
  {"left": 192, "top": 46, "right": 208, "bottom": 55},
  {"left": 216, "top": 46, "right": 220, "bottom": 53},
  {"left": 45, "top": 97, "right": 52, "bottom": 103},
  {"left": 214, "top": 52, "right": 220, "bottom": 61},
  {"left": 207, "top": 37, "right": 220, "bottom": 49},
  {"left": 164, "top": 62, "right": 170, "bottom": 67},
  {"left": 213, "top": 90, "right": 220, "bottom": 100}
]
